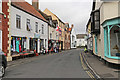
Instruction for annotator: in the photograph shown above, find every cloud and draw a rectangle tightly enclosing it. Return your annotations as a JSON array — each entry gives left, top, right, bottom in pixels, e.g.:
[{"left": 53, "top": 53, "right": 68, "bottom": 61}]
[{"left": 25, "top": 0, "right": 93, "bottom": 34}]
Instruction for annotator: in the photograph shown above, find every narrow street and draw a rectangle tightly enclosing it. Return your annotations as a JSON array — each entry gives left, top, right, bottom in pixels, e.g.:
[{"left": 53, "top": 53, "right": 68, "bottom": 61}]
[{"left": 4, "top": 49, "right": 90, "bottom": 78}]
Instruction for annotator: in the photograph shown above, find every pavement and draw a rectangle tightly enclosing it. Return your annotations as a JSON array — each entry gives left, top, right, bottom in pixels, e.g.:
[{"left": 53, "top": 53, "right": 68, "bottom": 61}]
[
  {"left": 2, "top": 49, "right": 91, "bottom": 79},
  {"left": 81, "top": 50, "right": 120, "bottom": 80}
]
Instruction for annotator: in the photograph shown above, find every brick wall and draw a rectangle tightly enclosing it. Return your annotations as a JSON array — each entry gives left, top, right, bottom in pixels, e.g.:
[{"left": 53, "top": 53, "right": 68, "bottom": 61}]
[
  {"left": 2, "top": 1, "right": 9, "bottom": 55},
  {"left": 0, "top": 14, "right": 2, "bottom": 30}
]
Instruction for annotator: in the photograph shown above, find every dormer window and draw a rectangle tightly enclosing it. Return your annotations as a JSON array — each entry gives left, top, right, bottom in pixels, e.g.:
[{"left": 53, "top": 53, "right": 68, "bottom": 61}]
[{"left": 50, "top": 20, "right": 52, "bottom": 25}]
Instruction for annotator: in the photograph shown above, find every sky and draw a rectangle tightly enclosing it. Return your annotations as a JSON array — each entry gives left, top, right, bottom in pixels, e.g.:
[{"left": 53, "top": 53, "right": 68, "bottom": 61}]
[{"left": 25, "top": 0, "right": 93, "bottom": 34}]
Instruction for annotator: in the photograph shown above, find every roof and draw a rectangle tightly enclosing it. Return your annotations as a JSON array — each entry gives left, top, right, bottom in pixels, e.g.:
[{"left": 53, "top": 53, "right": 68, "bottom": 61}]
[
  {"left": 76, "top": 34, "right": 87, "bottom": 39},
  {"left": 11, "top": 0, "right": 47, "bottom": 22},
  {"left": 44, "top": 8, "right": 65, "bottom": 24}
]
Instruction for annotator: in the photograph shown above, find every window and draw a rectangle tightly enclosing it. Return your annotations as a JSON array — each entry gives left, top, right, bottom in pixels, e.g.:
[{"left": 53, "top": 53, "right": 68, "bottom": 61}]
[
  {"left": 42, "top": 25, "right": 44, "bottom": 34},
  {"left": 26, "top": 19, "right": 31, "bottom": 31},
  {"left": 56, "top": 33, "right": 58, "bottom": 40},
  {"left": 45, "top": 39, "right": 47, "bottom": 48},
  {"left": 94, "top": 11, "right": 100, "bottom": 30},
  {"left": 69, "top": 35, "right": 70, "bottom": 40},
  {"left": 35, "top": 22, "right": 38, "bottom": 33},
  {"left": 56, "top": 24, "right": 58, "bottom": 28},
  {"left": 65, "top": 35, "right": 67, "bottom": 40},
  {"left": 50, "top": 33, "right": 52, "bottom": 39},
  {"left": 0, "top": 18, "right": 1, "bottom": 23},
  {"left": 50, "top": 20, "right": 52, "bottom": 25},
  {"left": 16, "top": 15, "right": 21, "bottom": 29},
  {"left": 91, "top": 10, "right": 100, "bottom": 34}
]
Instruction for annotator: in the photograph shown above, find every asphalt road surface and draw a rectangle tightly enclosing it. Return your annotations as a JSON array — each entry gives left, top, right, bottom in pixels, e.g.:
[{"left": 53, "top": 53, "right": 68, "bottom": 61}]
[{"left": 4, "top": 49, "right": 90, "bottom": 78}]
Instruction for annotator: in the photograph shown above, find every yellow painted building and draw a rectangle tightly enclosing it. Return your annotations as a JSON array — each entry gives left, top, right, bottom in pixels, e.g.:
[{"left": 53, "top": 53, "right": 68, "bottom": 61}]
[{"left": 44, "top": 8, "right": 65, "bottom": 50}]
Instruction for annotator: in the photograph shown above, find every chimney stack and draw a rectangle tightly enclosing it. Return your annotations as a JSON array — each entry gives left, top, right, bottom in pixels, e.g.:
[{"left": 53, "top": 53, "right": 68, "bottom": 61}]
[{"left": 32, "top": 0, "right": 39, "bottom": 10}]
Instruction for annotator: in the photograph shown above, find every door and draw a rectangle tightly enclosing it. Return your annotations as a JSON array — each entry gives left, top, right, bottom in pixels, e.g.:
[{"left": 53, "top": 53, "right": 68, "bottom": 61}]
[{"left": 61, "top": 41, "right": 63, "bottom": 50}]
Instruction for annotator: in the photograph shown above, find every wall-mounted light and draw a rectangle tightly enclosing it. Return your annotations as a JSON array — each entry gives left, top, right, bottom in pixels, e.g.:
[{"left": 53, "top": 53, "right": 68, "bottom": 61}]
[{"left": 1, "top": 12, "right": 6, "bottom": 19}]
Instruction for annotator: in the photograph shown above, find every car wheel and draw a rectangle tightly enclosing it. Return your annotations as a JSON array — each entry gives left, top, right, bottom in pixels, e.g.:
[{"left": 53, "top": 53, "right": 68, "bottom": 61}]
[{"left": 0, "top": 65, "right": 5, "bottom": 77}]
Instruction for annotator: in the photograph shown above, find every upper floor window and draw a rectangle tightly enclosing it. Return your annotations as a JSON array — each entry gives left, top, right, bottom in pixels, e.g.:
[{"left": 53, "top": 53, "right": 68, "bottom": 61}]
[
  {"left": 50, "top": 33, "right": 52, "bottom": 39},
  {"left": 26, "top": 19, "right": 31, "bottom": 31},
  {"left": 42, "top": 24, "right": 44, "bottom": 34},
  {"left": 50, "top": 20, "right": 52, "bottom": 25},
  {"left": 35, "top": 22, "right": 38, "bottom": 33},
  {"left": 91, "top": 10, "right": 100, "bottom": 34},
  {"left": 65, "top": 35, "right": 67, "bottom": 40},
  {"left": 16, "top": 15, "right": 21, "bottom": 29}
]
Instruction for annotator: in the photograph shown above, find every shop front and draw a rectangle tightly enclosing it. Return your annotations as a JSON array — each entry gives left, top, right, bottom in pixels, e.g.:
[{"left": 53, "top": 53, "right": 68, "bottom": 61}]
[
  {"left": 11, "top": 36, "right": 27, "bottom": 55},
  {"left": 102, "top": 17, "right": 120, "bottom": 63},
  {"left": 48, "top": 39, "right": 56, "bottom": 53},
  {"left": 29, "top": 38, "right": 38, "bottom": 53},
  {"left": 40, "top": 39, "right": 44, "bottom": 51}
]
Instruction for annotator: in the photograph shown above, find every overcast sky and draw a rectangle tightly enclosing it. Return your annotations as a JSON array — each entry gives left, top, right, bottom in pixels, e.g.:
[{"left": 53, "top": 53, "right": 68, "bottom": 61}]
[{"left": 25, "top": 0, "right": 93, "bottom": 34}]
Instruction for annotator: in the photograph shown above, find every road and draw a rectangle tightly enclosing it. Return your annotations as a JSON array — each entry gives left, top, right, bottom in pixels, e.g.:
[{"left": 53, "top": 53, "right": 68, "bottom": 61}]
[{"left": 4, "top": 49, "right": 90, "bottom": 78}]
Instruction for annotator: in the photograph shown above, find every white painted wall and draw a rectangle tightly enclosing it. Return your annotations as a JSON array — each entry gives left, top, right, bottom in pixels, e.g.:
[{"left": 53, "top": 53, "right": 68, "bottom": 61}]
[
  {"left": 0, "top": 0, "right": 2, "bottom": 13},
  {"left": 77, "top": 39, "right": 87, "bottom": 47},
  {"left": 0, "top": 30, "right": 2, "bottom": 50},
  {"left": 10, "top": 5, "right": 48, "bottom": 51},
  {"left": 49, "top": 26, "right": 57, "bottom": 40},
  {"left": 71, "top": 28, "right": 77, "bottom": 48}
]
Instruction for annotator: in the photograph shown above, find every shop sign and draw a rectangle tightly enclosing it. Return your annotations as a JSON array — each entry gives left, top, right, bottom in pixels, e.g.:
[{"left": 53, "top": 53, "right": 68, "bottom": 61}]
[{"left": 34, "top": 33, "right": 40, "bottom": 38}]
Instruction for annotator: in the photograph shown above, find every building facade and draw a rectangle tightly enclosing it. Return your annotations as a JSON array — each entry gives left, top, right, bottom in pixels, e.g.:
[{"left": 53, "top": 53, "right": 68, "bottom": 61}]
[
  {"left": 44, "top": 8, "right": 66, "bottom": 51},
  {"left": 0, "top": 0, "right": 2, "bottom": 50},
  {"left": 90, "top": 0, "right": 120, "bottom": 64},
  {"left": 76, "top": 34, "right": 87, "bottom": 47},
  {"left": 2, "top": 0, "right": 48, "bottom": 61},
  {"left": 70, "top": 25, "right": 77, "bottom": 49},
  {"left": 64, "top": 23, "right": 71, "bottom": 50},
  {"left": 86, "top": 18, "right": 93, "bottom": 52}
]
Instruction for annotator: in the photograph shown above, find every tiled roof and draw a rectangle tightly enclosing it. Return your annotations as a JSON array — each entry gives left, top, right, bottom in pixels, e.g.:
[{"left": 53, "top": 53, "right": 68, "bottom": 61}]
[{"left": 11, "top": 0, "right": 47, "bottom": 22}]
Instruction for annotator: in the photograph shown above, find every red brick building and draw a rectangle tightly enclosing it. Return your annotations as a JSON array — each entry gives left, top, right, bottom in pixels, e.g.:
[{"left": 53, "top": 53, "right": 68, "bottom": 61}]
[
  {"left": 64, "top": 23, "right": 71, "bottom": 50},
  {"left": 0, "top": 13, "right": 2, "bottom": 50},
  {"left": 2, "top": 0, "right": 12, "bottom": 61}
]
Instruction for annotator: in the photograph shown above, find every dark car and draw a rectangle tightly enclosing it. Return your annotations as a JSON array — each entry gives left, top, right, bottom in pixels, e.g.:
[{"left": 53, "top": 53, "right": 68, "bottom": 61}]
[{"left": 0, "top": 50, "right": 7, "bottom": 77}]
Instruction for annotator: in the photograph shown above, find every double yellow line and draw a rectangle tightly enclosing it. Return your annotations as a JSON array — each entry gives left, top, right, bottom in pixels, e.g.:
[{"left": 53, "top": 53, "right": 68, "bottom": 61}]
[{"left": 80, "top": 53, "right": 96, "bottom": 80}]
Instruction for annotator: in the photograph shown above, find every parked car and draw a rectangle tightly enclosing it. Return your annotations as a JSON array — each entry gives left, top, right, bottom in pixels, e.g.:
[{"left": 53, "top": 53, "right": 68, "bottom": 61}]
[{"left": 0, "top": 50, "right": 7, "bottom": 77}]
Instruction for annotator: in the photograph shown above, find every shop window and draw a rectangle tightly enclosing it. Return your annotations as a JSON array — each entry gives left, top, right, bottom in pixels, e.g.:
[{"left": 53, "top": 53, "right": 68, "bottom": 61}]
[
  {"left": 35, "top": 22, "right": 38, "bottom": 33},
  {"left": 95, "top": 36, "right": 98, "bottom": 54},
  {"left": 30, "top": 38, "right": 34, "bottom": 50},
  {"left": 26, "top": 19, "right": 31, "bottom": 31},
  {"left": 110, "top": 26, "right": 120, "bottom": 56},
  {"left": 16, "top": 15, "right": 21, "bottom": 29}
]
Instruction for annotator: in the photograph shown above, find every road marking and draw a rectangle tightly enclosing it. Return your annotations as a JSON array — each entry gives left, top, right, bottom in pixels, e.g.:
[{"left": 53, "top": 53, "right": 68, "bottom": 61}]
[
  {"left": 88, "top": 71, "right": 96, "bottom": 80},
  {"left": 80, "top": 53, "right": 96, "bottom": 80}
]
